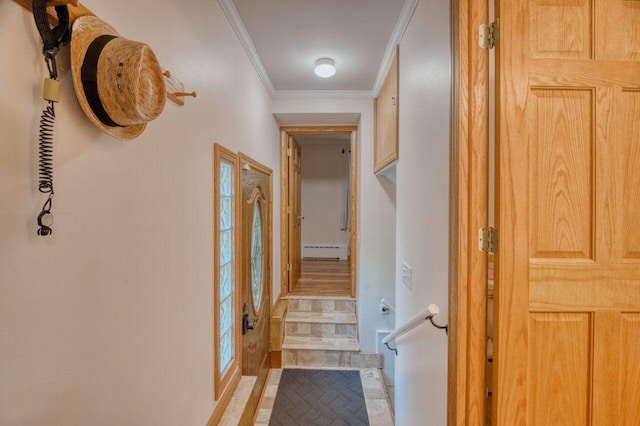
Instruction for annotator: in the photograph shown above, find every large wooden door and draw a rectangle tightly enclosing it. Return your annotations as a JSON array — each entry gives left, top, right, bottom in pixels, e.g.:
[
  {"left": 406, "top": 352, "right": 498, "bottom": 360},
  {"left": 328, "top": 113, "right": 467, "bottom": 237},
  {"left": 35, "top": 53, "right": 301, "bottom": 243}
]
[
  {"left": 288, "top": 138, "right": 302, "bottom": 292},
  {"left": 240, "top": 159, "right": 271, "bottom": 415},
  {"left": 495, "top": 0, "right": 640, "bottom": 424}
]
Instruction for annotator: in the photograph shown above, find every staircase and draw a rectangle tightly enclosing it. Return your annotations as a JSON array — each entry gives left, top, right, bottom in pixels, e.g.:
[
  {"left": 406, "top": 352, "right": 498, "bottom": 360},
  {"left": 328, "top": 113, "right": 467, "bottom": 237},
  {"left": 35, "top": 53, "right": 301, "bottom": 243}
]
[{"left": 281, "top": 296, "right": 383, "bottom": 369}]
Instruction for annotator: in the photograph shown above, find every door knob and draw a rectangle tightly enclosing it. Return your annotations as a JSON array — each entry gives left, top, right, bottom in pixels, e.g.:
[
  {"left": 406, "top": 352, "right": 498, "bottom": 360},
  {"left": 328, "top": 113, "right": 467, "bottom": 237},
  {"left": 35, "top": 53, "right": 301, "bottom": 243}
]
[{"left": 242, "top": 312, "right": 258, "bottom": 335}]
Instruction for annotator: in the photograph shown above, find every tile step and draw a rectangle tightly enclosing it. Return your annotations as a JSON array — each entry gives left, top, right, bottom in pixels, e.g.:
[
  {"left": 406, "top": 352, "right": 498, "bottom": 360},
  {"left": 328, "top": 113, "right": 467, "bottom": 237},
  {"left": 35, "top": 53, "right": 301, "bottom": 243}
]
[
  {"left": 282, "top": 336, "right": 359, "bottom": 351},
  {"left": 287, "top": 298, "right": 355, "bottom": 314},
  {"left": 285, "top": 311, "right": 357, "bottom": 324},
  {"left": 285, "top": 321, "right": 357, "bottom": 338},
  {"left": 283, "top": 295, "right": 356, "bottom": 300},
  {"left": 282, "top": 349, "right": 384, "bottom": 369}
]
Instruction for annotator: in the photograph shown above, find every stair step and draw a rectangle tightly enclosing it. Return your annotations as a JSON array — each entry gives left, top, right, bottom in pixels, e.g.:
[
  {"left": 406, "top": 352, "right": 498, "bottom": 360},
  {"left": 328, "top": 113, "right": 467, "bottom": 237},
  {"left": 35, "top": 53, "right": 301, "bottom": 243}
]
[
  {"left": 282, "top": 335, "right": 359, "bottom": 351},
  {"left": 285, "top": 311, "right": 356, "bottom": 324},
  {"left": 283, "top": 295, "right": 355, "bottom": 300},
  {"left": 282, "top": 349, "right": 384, "bottom": 369},
  {"left": 285, "top": 321, "right": 357, "bottom": 338},
  {"left": 287, "top": 298, "right": 355, "bottom": 314}
]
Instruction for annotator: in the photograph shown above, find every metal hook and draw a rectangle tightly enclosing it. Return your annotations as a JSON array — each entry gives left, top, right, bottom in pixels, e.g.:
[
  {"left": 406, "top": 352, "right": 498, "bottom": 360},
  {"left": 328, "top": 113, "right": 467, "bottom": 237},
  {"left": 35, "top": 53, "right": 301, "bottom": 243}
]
[
  {"left": 428, "top": 316, "right": 449, "bottom": 335},
  {"left": 385, "top": 342, "right": 398, "bottom": 356},
  {"left": 171, "top": 91, "right": 197, "bottom": 98},
  {"left": 44, "top": 50, "right": 58, "bottom": 79}
]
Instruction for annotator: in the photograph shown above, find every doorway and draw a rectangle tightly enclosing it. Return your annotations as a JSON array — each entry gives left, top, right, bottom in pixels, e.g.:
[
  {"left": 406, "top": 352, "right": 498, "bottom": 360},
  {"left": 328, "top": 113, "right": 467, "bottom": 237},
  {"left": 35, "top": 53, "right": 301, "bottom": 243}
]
[{"left": 279, "top": 127, "right": 358, "bottom": 298}]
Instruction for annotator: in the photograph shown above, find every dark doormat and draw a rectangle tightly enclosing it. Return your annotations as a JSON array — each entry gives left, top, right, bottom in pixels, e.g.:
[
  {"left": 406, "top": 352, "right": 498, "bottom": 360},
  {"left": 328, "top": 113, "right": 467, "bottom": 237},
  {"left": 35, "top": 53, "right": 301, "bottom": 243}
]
[{"left": 269, "top": 369, "right": 370, "bottom": 426}]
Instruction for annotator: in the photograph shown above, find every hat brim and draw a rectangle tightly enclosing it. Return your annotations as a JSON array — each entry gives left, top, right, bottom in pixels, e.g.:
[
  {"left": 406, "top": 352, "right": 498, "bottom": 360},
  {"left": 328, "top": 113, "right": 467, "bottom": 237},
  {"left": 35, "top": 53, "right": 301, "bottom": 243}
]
[{"left": 71, "top": 16, "right": 146, "bottom": 141}]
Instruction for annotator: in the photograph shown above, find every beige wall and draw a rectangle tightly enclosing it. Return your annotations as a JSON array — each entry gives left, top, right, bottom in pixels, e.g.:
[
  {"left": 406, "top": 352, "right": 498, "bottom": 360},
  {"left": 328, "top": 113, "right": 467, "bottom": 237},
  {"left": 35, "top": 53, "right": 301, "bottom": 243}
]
[
  {"left": 0, "top": 1, "right": 280, "bottom": 424},
  {"left": 300, "top": 142, "right": 351, "bottom": 248},
  {"left": 394, "top": 0, "right": 451, "bottom": 424}
]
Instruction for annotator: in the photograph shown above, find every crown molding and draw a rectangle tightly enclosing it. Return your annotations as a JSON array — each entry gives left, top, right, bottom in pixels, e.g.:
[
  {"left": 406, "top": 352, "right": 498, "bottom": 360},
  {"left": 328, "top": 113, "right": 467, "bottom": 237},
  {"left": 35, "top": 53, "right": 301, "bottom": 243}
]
[
  {"left": 273, "top": 90, "right": 373, "bottom": 100},
  {"left": 220, "top": 0, "right": 418, "bottom": 100},
  {"left": 371, "top": 0, "right": 420, "bottom": 97},
  {"left": 218, "top": 0, "right": 276, "bottom": 97}
]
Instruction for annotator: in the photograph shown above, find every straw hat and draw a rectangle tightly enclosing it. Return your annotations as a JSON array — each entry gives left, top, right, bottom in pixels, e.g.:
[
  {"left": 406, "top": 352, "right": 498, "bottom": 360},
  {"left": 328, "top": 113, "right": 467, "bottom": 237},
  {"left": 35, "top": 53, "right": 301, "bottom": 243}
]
[{"left": 70, "top": 16, "right": 166, "bottom": 140}]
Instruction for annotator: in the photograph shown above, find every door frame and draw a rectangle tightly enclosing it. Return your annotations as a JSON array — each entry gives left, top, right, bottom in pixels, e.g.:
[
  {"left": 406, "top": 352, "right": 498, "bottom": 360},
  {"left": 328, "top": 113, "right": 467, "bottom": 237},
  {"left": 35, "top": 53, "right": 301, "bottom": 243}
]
[
  {"left": 279, "top": 126, "right": 358, "bottom": 298},
  {"left": 448, "top": 0, "right": 490, "bottom": 424}
]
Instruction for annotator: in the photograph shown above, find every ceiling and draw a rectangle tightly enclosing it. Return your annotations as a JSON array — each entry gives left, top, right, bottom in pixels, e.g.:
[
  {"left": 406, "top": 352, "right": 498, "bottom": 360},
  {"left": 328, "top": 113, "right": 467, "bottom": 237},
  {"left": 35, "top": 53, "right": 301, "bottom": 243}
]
[{"left": 224, "top": 0, "right": 412, "bottom": 97}]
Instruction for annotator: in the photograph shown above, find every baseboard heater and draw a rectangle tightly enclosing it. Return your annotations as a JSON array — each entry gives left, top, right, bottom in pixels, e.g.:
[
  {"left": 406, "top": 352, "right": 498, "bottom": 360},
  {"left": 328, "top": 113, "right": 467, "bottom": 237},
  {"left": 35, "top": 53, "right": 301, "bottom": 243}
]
[{"left": 302, "top": 244, "right": 349, "bottom": 260}]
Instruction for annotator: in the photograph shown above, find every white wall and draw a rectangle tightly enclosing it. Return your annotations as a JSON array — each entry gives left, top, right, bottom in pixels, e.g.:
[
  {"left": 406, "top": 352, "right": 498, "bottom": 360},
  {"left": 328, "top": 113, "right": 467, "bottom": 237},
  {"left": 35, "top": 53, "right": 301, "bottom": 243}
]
[
  {"left": 394, "top": 0, "right": 451, "bottom": 424},
  {"left": 300, "top": 142, "right": 350, "bottom": 250},
  {"left": 0, "top": 1, "right": 280, "bottom": 424}
]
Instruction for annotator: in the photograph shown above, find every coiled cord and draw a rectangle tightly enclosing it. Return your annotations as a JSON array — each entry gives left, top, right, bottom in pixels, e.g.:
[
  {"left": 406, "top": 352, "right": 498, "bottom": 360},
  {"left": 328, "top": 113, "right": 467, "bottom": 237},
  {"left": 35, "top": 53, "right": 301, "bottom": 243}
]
[
  {"left": 38, "top": 101, "right": 55, "bottom": 195},
  {"left": 32, "top": 0, "right": 69, "bottom": 236},
  {"left": 36, "top": 101, "right": 55, "bottom": 236}
]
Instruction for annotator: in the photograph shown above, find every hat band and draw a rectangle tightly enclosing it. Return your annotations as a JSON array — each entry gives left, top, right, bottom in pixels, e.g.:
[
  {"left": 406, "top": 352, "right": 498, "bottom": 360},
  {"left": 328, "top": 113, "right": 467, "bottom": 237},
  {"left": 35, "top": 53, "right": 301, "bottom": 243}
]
[{"left": 81, "top": 35, "right": 123, "bottom": 128}]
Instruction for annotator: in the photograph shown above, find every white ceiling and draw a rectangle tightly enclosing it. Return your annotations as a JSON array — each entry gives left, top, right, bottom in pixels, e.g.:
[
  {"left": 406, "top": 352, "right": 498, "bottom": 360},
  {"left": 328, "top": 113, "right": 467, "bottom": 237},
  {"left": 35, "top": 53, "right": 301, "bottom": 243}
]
[{"left": 225, "top": 0, "right": 410, "bottom": 96}]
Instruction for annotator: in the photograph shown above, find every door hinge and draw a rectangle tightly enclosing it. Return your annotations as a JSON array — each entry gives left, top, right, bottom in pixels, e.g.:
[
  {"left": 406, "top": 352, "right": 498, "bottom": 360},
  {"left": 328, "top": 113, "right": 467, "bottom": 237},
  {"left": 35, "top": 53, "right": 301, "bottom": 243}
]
[
  {"left": 287, "top": 263, "right": 292, "bottom": 271},
  {"left": 287, "top": 148, "right": 292, "bottom": 156},
  {"left": 479, "top": 227, "right": 499, "bottom": 254},
  {"left": 287, "top": 206, "right": 292, "bottom": 214},
  {"left": 479, "top": 21, "right": 500, "bottom": 49}
]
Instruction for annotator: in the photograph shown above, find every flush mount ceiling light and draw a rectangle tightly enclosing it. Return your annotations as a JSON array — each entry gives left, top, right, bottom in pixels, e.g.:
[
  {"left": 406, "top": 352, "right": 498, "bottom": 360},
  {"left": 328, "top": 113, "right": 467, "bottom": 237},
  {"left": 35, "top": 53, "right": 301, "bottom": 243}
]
[{"left": 314, "top": 58, "right": 336, "bottom": 78}]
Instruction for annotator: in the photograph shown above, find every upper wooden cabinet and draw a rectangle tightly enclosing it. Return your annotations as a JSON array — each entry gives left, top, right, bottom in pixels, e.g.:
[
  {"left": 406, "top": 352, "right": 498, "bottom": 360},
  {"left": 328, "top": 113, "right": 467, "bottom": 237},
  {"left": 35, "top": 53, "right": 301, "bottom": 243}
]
[{"left": 374, "top": 47, "right": 399, "bottom": 173}]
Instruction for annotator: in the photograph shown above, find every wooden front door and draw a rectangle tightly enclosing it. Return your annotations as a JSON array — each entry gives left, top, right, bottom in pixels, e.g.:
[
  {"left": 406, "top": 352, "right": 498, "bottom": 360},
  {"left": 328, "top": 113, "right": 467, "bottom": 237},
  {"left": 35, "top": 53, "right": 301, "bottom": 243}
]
[
  {"left": 495, "top": 0, "right": 640, "bottom": 424},
  {"left": 288, "top": 137, "right": 302, "bottom": 292},
  {"left": 240, "top": 160, "right": 271, "bottom": 414}
]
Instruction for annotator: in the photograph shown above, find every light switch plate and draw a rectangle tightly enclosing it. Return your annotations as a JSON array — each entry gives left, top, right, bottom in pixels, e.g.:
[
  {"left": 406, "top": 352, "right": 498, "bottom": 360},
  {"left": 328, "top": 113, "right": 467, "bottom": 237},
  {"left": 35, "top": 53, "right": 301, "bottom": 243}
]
[{"left": 401, "top": 261, "right": 412, "bottom": 291}]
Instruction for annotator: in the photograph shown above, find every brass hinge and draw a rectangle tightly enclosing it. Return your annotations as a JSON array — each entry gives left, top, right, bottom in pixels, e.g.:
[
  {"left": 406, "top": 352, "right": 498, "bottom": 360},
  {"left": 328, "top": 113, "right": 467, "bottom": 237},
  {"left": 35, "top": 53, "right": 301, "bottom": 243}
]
[
  {"left": 287, "top": 148, "right": 292, "bottom": 156},
  {"left": 479, "top": 21, "right": 500, "bottom": 49},
  {"left": 479, "top": 227, "right": 499, "bottom": 254},
  {"left": 287, "top": 206, "right": 292, "bottom": 214},
  {"left": 287, "top": 263, "right": 292, "bottom": 271}
]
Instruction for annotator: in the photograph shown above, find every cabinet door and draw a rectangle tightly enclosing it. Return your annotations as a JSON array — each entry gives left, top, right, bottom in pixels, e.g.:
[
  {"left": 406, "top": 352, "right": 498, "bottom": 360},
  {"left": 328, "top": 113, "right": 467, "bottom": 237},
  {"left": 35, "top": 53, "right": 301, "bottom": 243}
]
[{"left": 374, "top": 47, "right": 399, "bottom": 173}]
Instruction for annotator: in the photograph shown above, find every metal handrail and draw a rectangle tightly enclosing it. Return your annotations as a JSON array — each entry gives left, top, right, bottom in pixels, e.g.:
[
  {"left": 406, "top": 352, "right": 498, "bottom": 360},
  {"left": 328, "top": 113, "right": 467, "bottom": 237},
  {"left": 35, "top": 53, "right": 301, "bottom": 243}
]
[{"left": 382, "top": 304, "right": 447, "bottom": 355}]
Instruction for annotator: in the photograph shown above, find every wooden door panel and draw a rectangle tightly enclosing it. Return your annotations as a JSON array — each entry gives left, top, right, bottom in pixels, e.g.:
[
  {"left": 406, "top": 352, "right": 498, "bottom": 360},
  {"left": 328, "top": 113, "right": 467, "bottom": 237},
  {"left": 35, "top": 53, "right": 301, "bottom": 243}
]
[
  {"left": 496, "top": 0, "right": 640, "bottom": 424},
  {"left": 374, "top": 47, "right": 398, "bottom": 172},
  {"left": 530, "top": 274, "right": 640, "bottom": 311},
  {"left": 529, "top": 88, "right": 594, "bottom": 259},
  {"left": 620, "top": 90, "right": 640, "bottom": 260},
  {"left": 530, "top": 0, "right": 592, "bottom": 59},
  {"left": 596, "top": 0, "right": 640, "bottom": 61},
  {"left": 528, "top": 313, "right": 591, "bottom": 425},
  {"left": 529, "top": 60, "right": 640, "bottom": 88},
  {"left": 620, "top": 314, "right": 640, "bottom": 425},
  {"left": 592, "top": 312, "right": 621, "bottom": 425}
]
